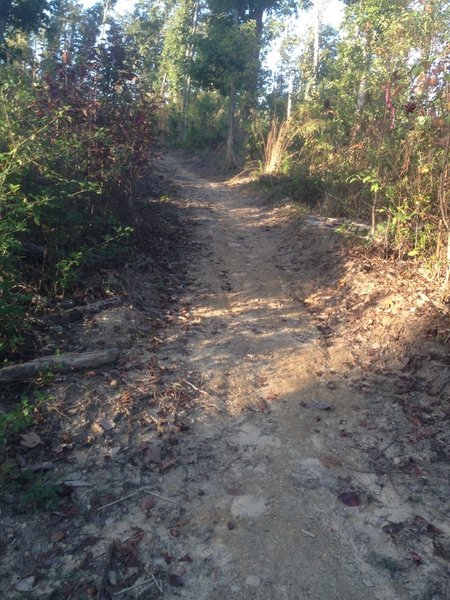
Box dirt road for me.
[155,156,388,598]
[2,153,448,599]
[147,154,448,599]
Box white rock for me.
[231,495,267,518]
[245,575,260,587]
[16,576,36,592]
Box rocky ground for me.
[0,152,449,599]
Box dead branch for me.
[53,297,125,323]
[0,348,120,381]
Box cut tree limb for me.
[0,349,120,381]
[53,296,125,323]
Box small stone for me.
[231,584,241,592]
[97,417,115,431]
[16,576,36,592]
[245,575,260,587]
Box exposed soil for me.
[1,152,449,600]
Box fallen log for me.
[0,348,120,381]
[55,296,125,323]
[20,242,46,258]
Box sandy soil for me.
[1,152,449,600]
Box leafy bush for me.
[257,170,323,206]
[0,55,155,357]
[0,397,35,444]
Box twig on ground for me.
[97,540,114,600]
[380,439,397,454]
[182,379,210,395]
[182,379,219,408]
[147,572,163,595]
[97,487,176,510]
[113,576,159,597]
[21,462,55,472]
[221,456,241,475]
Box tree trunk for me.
[226,80,238,167]
[226,5,239,167]
[180,0,199,142]
[287,75,293,119]
[313,2,320,88]
[246,4,264,112]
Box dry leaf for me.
[85,586,97,596]
[256,399,270,413]
[143,444,162,465]
[20,432,43,448]
[433,540,450,561]
[51,530,66,543]
[140,495,157,511]
[160,459,177,471]
[226,487,243,496]
[338,491,361,507]
[168,574,184,587]
[97,417,115,431]
[179,554,192,563]
[266,393,279,403]
[320,454,343,468]
[382,522,404,537]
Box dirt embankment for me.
[0,152,449,599]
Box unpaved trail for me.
[2,153,449,599]
[155,157,381,599]
[147,154,441,599]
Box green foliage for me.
[124,0,174,94]
[160,0,197,101]
[0,397,35,444]
[0,458,61,511]
[267,0,450,273]
[0,1,158,358]
[21,474,61,510]
[193,14,259,95]
[0,392,50,444]
[170,90,228,148]
[257,169,323,205]
[0,0,48,60]
[0,392,61,512]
